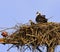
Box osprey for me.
[29,20,35,25]
[35,12,48,23]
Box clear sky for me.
[0,0,60,52]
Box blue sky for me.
[0,0,60,52]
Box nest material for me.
[5,22,60,52]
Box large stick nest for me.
[4,22,60,52]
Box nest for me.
[4,22,60,52]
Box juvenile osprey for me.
[29,20,35,25]
[35,12,48,23]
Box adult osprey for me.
[35,12,48,23]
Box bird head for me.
[36,11,41,16]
